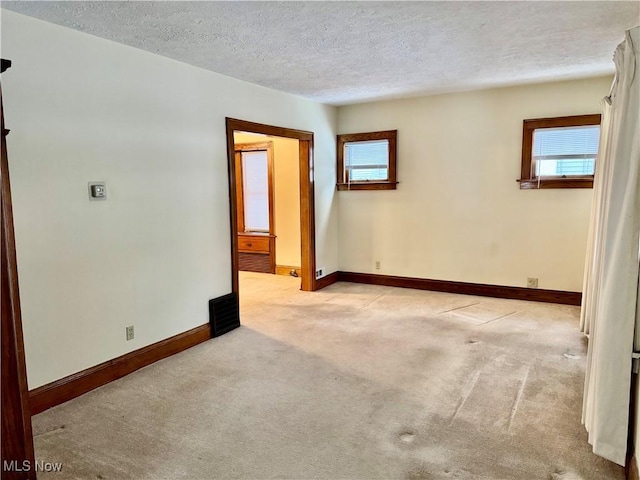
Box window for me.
[234,142,274,234]
[519,114,601,189]
[337,130,397,190]
[242,150,270,232]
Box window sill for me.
[518,177,594,190]
[240,231,276,237]
[336,182,398,191]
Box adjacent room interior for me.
[1,2,639,480]
[233,132,302,280]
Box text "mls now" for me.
[3,460,63,472]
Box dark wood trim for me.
[520,114,600,190]
[337,130,397,191]
[627,361,639,480]
[234,151,245,232]
[226,118,316,292]
[315,271,339,290]
[337,272,581,306]
[336,130,397,143]
[337,181,399,191]
[234,142,274,153]
[267,144,276,237]
[226,122,241,294]
[269,236,276,274]
[628,455,639,480]
[518,178,594,189]
[227,118,313,142]
[298,139,316,291]
[522,114,602,130]
[29,324,212,415]
[1,58,37,479]
[624,446,640,480]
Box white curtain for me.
[581,26,640,466]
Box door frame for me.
[1,58,37,479]
[225,118,316,292]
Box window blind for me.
[533,125,600,176]
[344,140,389,181]
[242,151,269,232]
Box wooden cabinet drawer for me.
[238,235,270,253]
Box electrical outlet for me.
[527,277,539,288]
[375,260,381,270]
[126,325,134,341]
[316,267,324,279]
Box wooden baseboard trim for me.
[29,323,212,415]
[275,265,302,277]
[315,271,339,291]
[629,454,639,480]
[337,272,581,306]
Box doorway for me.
[225,118,316,293]
[234,140,277,275]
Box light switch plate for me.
[88,182,107,201]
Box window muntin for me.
[519,114,601,189]
[337,130,397,191]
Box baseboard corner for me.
[314,271,339,290]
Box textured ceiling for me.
[3,1,639,105]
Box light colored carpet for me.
[32,272,624,479]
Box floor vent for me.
[209,292,240,337]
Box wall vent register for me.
[209,292,240,337]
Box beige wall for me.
[1,11,337,388]
[234,133,301,267]
[0,8,614,392]
[337,76,612,291]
